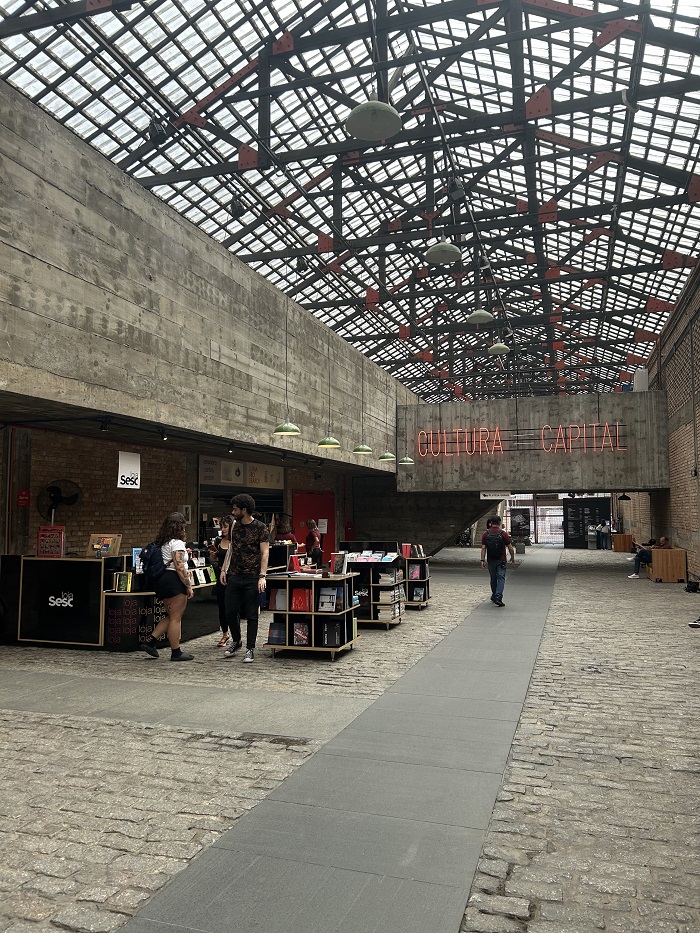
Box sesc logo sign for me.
[117,452,141,490]
[49,591,74,608]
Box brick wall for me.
[646,263,700,580]
[28,429,189,555]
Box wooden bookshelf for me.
[404,553,431,609]
[263,572,358,660]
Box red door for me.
[292,490,336,564]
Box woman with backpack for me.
[139,511,195,661]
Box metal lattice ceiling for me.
[2,0,699,401]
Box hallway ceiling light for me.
[617,493,631,501]
[352,443,373,454]
[378,450,396,461]
[488,341,510,355]
[425,238,461,265]
[398,455,414,466]
[345,93,401,141]
[274,420,301,436]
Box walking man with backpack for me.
[481,516,515,607]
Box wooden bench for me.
[644,548,687,583]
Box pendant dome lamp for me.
[318,335,341,450]
[377,386,396,462]
[352,357,373,454]
[425,237,461,265]
[397,404,414,465]
[488,340,511,355]
[467,307,494,324]
[346,92,402,142]
[273,306,301,437]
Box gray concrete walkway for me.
[117,549,560,933]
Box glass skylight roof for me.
[2,0,699,400]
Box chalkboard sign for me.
[563,498,611,549]
[104,594,168,651]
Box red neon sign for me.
[416,421,627,457]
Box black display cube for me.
[19,558,105,646]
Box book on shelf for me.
[370,552,384,561]
[335,585,345,611]
[346,552,360,562]
[267,621,286,645]
[115,571,132,592]
[194,568,207,585]
[291,587,312,612]
[293,620,310,645]
[412,586,425,602]
[378,571,398,584]
[417,545,425,557]
[206,565,217,583]
[288,554,302,572]
[331,551,348,575]
[322,621,343,647]
[360,550,372,557]
[408,563,421,580]
[401,543,412,558]
[382,552,399,562]
[317,586,337,612]
[270,588,287,611]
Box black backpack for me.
[484,530,505,561]
[139,542,169,583]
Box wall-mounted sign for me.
[117,451,141,489]
[199,456,245,486]
[416,421,627,458]
[480,492,510,500]
[17,489,30,507]
[247,462,284,489]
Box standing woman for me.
[139,512,195,661]
[209,515,233,647]
[305,519,323,568]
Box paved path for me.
[1,547,699,933]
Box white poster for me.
[247,462,284,489]
[317,519,328,534]
[117,451,141,489]
[199,456,245,485]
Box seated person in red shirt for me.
[628,536,671,578]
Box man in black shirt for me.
[220,494,270,663]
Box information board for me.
[563,498,611,549]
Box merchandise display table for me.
[0,556,215,650]
[264,571,358,660]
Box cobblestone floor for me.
[0,554,486,933]
[3,548,698,933]
[462,548,700,933]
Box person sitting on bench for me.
[628,536,671,578]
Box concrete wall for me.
[351,476,495,555]
[396,392,669,494]
[0,79,415,465]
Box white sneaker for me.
[627,573,639,579]
[243,649,254,663]
[626,557,635,561]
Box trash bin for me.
[587,525,598,549]
[515,543,526,555]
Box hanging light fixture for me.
[377,384,396,461]
[274,305,301,437]
[148,117,167,145]
[159,426,168,442]
[397,402,414,465]
[425,237,461,265]
[467,307,494,324]
[318,334,340,449]
[353,356,373,454]
[229,197,246,219]
[346,92,402,141]
[617,493,631,501]
[488,340,510,355]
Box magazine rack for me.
[338,543,405,629]
[404,550,431,609]
[263,571,358,661]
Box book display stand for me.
[340,541,405,629]
[263,572,358,661]
[404,550,431,609]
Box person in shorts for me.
[139,511,195,661]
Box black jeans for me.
[214,581,227,633]
[224,574,260,649]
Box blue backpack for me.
[139,542,169,583]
